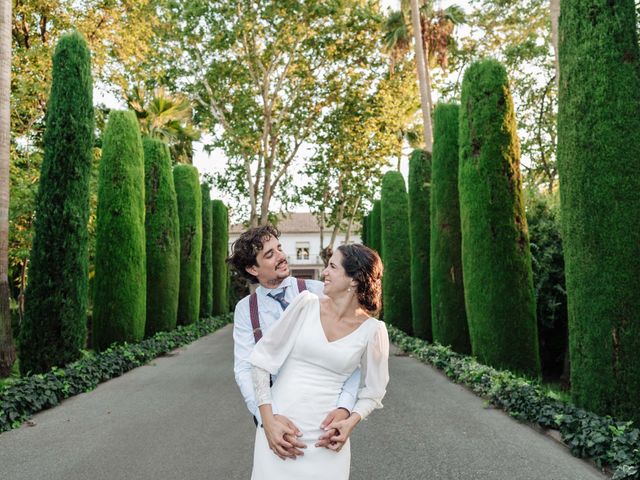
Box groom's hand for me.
[263,414,306,460]
[316,408,350,449]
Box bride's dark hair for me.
[336,244,383,315]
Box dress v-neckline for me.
[316,303,373,344]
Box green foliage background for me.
[93,110,146,351]
[143,138,180,337]
[557,0,640,423]
[211,200,229,315]
[459,59,540,377]
[381,171,412,334]
[430,103,470,354]
[19,32,94,374]
[408,149,432,341]
[200,184,213,318]
[174,165,202,325]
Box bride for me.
[249,243,389,479]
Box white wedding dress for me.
[249,291,389,480]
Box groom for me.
[229,225,360,459]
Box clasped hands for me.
[262,408,360,460]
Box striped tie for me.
[267,287,289,310]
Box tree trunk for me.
[550,0,560,89]
[0,0,17,377]
[344,196,360,244]
[410,0,433,153]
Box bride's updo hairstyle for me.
[337,244,383,315]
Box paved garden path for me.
[0,324,607,480]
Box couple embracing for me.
[229,225,390,479]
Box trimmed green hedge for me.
[93,110,146,351]
[381,171,412,334]
[0,314,232,434]
[408,149,432,341]
[459,59,540,377]
[361,214,369,247]
[200,184,213,318]
[388,325,640,480]
[20,31,94,374]
[557,0,640,424]
[174,165,203,325]
[370,200,382,257]
[143,138,180,337]
[430,103,470,354]
[211,200,229,315]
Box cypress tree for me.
[558,0,640,421]
[19,31,94,373]
[431,103,470,354]
[143,138,180,337]
[381,171,412,334]
[93,110,146,351]
[361,214,369,247]
[212,199,229,315]
[200,184,213,318]
[174,165,202,325]
[370,200,382,257]
[408,149,432,341]
[459,59,540,377]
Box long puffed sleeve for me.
[249,290,316,374]
[352,321,390,420]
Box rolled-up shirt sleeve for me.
[352,321,390,420]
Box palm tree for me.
[0,0,17,377]
[383,1,465,153]
[127,86,200,164]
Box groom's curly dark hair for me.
[337,244,383,316]
[227,225,281,283]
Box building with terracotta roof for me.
[229,212,361,280]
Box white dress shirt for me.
[233,276,361,423]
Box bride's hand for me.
[316,408,350,448]
[322,413,361,452]
[262,414,306,460]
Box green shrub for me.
[381,171,412,334]
[174,165,202,325]
[200,184,213,318]
[361,214,369,247]
[211,200,229,315]
[430,103,470,354]
[557,0,640,423]
[370,200,382,257]
[93,111,146,351]
[143,138,180,337]
[408,149,432,341]
[525,192,567,379]
[20,32,94,374]
[459,59,540,377]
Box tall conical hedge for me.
[361,214,369,247]
[199,183,213,318]
[370,200,382,257]
[381,171,412,334]
[431,103,470,354]
[558,0,640,422]
[19,32,94,374]
[93,110,146,351]
[212,199,229,315]
[408,149,432,341]
[459,59,540,377]
[143,137,180,337]
[174,165,202,325]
